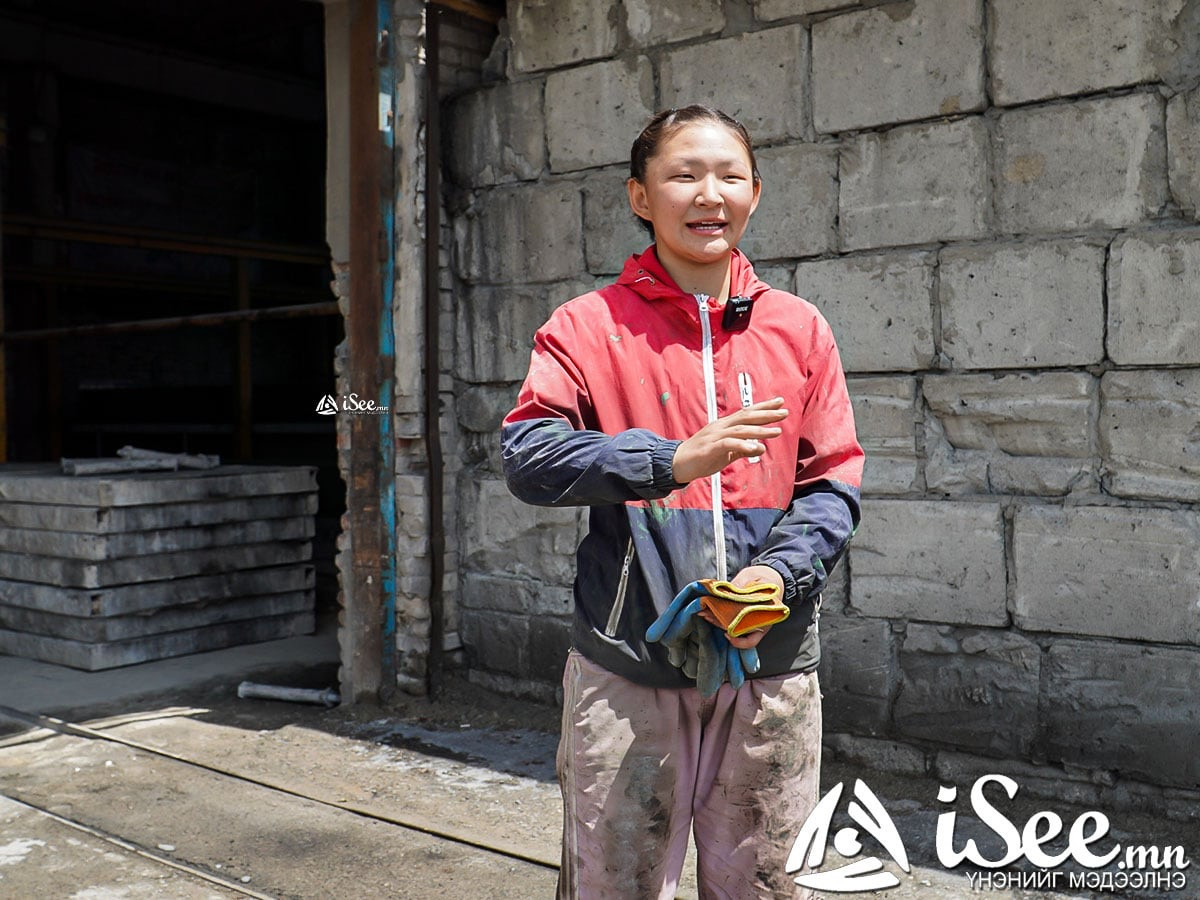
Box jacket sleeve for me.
[501,305,685,508]
[752,315,865,605]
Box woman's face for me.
[627,121,761,276]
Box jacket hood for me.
[615,246,773,304]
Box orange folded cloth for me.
[696,578,789,638]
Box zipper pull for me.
[738,372,760,464]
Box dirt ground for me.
[1,664,1196,899]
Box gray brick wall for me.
[436,0,1200,798]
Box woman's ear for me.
[749,178,763,216]
[627,177,651,222]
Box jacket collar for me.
[615,245,771,303]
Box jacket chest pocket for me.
[603,537,636,637]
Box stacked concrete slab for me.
[0,464,317,670]
[427,0,1200,807]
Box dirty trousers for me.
[556,649,821,900]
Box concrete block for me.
[754,0,861,18]
[0,591,312,643]
[940,240,1105,369]
[457,384,519,434]
[895,624,1040,756]
[545,58,655,173]
[817,613,893,735]
[822,733,928,779]
[1101,369,1200,502]
[528,615,573,682]
[850,499,1007,626]
[1167,88,1200,219]
[924,372,1096,496]
[0,492,316,534]
[821,559,849,610]
[995,93,1169,235]
[1043,640,1200,788]
[0,564,314,617]
[0,540,312,590]
[446,80,545,188]
[455,183,585,284]
[989,0,1191,106]
[461,609,530,677]
[454,278,597,383]
[461,479,582,586]
[460,572,573,617]
[0,611,314,671]
[658,25,809,144]
[1107,229,1200,365]
[581,167,651,275]
[624,0,724,47]
[794,251,935,372]
[812,0,985,133]
[0,516,313,561]
[0,464,317,507]
[740,142,838,260]
[846,376,919,494]
[508,0,618,73]
[754,264,794,292]
[840,117,988,251]
[1013,505,1200,645]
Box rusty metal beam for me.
[342,0,394,703]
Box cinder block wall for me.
[443,0,1200,806]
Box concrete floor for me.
[1,623,1194,899]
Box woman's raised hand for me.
[671,397,788,485]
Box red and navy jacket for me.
[501,247,864,688]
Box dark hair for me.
[629,105,761,238]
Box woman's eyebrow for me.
[667,156,749,169]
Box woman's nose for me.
[695,175,722,205]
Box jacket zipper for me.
[604,537,636,637]
[695,294,728,581]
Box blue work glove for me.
[726,643,761,690]
[646,581,706,646]
[647,581,763,696]
[693,618,728,697]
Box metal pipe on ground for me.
[236,681,340,708]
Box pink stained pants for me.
[556,650,821,900]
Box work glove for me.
[695,578,790,638]
[646,581,765,696]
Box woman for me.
[501,105,864,899]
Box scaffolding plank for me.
[0,492,318,533]
[0,463,317,506]
[0,611,316,671]
[0,516,314,560]
[0,541,313,589]
[0,564,315,617]
[0,590,313,642]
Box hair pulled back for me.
[628,105,760,237]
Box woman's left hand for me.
[697,564,785,649]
